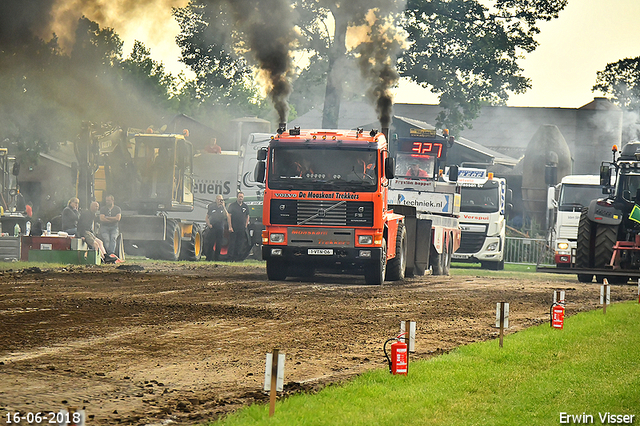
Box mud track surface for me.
[0,262,635,425]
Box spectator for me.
[61,197,80,234]
[204,137,222,154]
[99,194,121,255]
[25,202,33,218]
[77,201,107,261]
[203,194,228,261]
[227,191,250,261]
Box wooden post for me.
[601,279,610,315]
[269,349,279,417]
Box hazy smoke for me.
[0,0,57,47]
[353,6,408,129]
[220,0,296,124]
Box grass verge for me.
[212,302,640,426]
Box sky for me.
[118,0,640,110]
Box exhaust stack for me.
[382,127,389,141]
[277,122,286,135]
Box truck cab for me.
[553,175,602,267]
[451,168,511,270]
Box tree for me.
[401,0,567,133]
[173,2,271,124]
[593,57,640,141]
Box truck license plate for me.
[308,249,333,255]
[453,254,470,260]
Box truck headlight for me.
[557,242,569,250]
[487,242,499,252]
[270,233,285,243]
[358,235,373,245]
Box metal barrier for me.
[505,237,554,265]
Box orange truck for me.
[254,126,460,284]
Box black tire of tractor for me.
[577,274,593,283]
[386,223,407,281]
[180,223,203,261]
[593,224,618,269]
[575,208,593,269]
[266,259,288,281]
[365,239,387,285]
[157,219,182,261]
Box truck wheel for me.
[266,260,287,281]
[180,223,202,261]
[442,236,452,275]
[483,259,504,271]
[365,239,387,285]
[386,223,406,281]
[157,220,182,261]
[593,224,617,268]
[576,208,594,268]
[430,244,444,276]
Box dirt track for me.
[0,262,636,425]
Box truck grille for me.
[270,200,374,227]
[458,231,486,254]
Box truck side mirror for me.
[385,156,395,179]
[254,162,266,183]
[600,165,611,187]
[257,148,268,161]
[506,188,513,204]
[12,162,20,176]
[448,165,458,182]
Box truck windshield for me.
[460,186,499,213]
[268,147,377,191]
[395,153,436,179]
[558,184,603,211]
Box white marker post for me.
[496,302,509,348]
[600,279,611,315]
[264,349,285,417]
[553,290,566,305]
[400,320,416,353]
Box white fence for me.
[504,237,554,265]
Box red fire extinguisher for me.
[384,332,408,375]
[550,302,565,329]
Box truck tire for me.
[577,274,593,283]
[482,259,504,271]
[386,223,406,281]
[180,223,202,261]
[365,239,387,285]
[156,219,182,261]
[266,260,288,281]
[430,243,444,276]
[442,236,452,275]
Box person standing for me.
[203,194,228,261]
[99,194,121,255]
[77,201,107,260]
[61,197,80,234]
[227,191,250,261]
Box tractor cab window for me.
[395,153,436,179]
[620,174,640,202]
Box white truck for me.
[451,168,511,270]
[553,174,602,268]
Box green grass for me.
[212,302,640,426]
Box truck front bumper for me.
[262,245,383,270]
